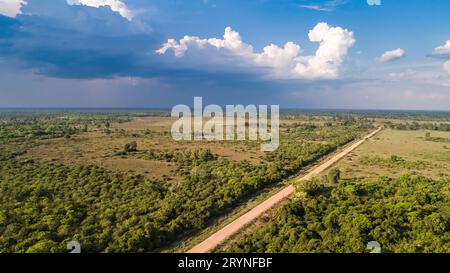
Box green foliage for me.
[0,112,373,252]
[298,178,325,197]
[0,159,167,253]
[229,174,450,253]
[327,168,341,184]
[0,112,131,144]
[386,121,450,132]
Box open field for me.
[11,116,273,183]
[13,115,371,180]
[335,129,450,180]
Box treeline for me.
[385,121,450,132]
[228,174,450,253]
[0,121,371,252]
[282,110,450,122]
[0,114,131,143]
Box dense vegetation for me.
[283,110,450,123]
[0,112,131,144]
[385,121,450,132]
[0,112,372,252]
[228,173,450,253]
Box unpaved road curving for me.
[187,127,383,253]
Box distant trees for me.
[386,121,450,132]
[0,113,131,143]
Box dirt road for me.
[187,127,382,253]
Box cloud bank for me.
[379,48,405,63]
[0,0,158,79]
[157,22,355,80]
[0,0,133,20]
[67,0,133,20]
[2,2,357,81]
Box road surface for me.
[187,127,382,253]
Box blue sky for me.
[0,0,450,109]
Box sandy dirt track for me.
[187,127,382,253]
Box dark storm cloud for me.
[0,0,164,79]
[0,0,273,83]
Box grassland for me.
[335,129,450,180]
[17,116,264,181]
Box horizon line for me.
[1,107,450,112]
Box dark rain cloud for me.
[0,0,275,84]
[0,0,165,79]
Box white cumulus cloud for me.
[433,41,450,56]
[67,0,134,20]
[0,0,25,17]
[379,48,405,63]
[157,22,355,80]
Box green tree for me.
[301,178,324,197]
[327,168,341,184]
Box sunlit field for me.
[336,129,450,180]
